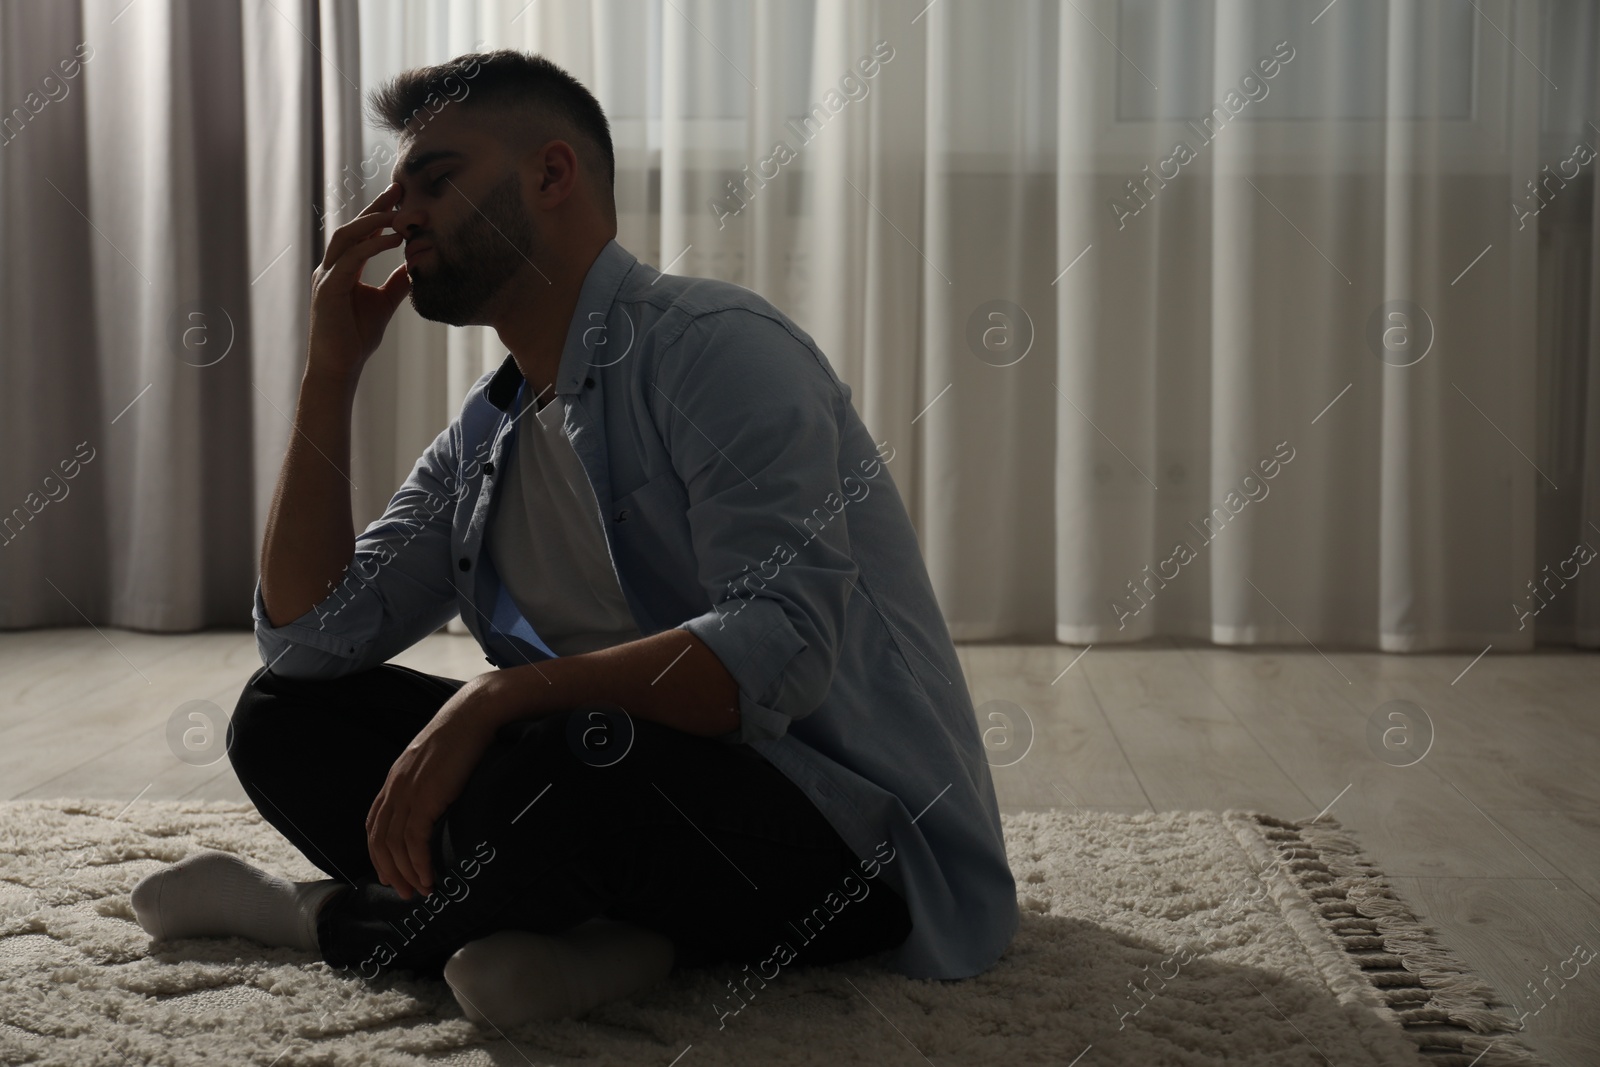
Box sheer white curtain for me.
[2,0,1595,654]
[350,0,1600,651]
[1053,0,1598,650]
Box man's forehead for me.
[388,106,508,182]
[387,105,543,185]
[388,143,468,184]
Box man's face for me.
[390,125,540,327]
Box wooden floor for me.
[1,629,1594,1064]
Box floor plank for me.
[1077,644,1312,813]
[1389,876,1600,1067]
[0,628,212,735]
[1179,645,1573,878]
[1,634,263,800]
[958,644,1151,812]
[1485,810,1600,903]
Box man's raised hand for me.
[306,182,411,382]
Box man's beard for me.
[406,172,538,326]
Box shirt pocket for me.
[606,468,704,627]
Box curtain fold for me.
[0,0,366,631]
[1047,0,1596,651]
[2,0,1595,652]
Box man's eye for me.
[428,173,452,194]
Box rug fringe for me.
[1225,812,1548,1067]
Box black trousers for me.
[226,663,912,980]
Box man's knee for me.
[226,665,315,778]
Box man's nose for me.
[390,189,426,234]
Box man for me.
[130,49,1016,1027]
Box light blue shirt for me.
[252,238,1018,980]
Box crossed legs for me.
[132,662,912,1024]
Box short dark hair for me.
[366,49,615,220]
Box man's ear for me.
[531,140,580,207]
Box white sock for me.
[443,921,675,1025]
[129,849,344,952]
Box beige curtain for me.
[0,0,353,629]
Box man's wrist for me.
[467,666,552,735]
[301,365,359,400]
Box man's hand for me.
[365,673,509,900]
[307,181,412,381]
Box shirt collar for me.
[485,237,640,411]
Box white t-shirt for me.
[484,384,643,657]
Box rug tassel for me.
[1225,812,1549,1067]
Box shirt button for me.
[584,377,595,388]
[483,461,494,475]
[458,557,471,571]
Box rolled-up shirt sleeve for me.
[654,309,858,744]
[253,422,465,680]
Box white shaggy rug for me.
[0,800,1545,1067]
